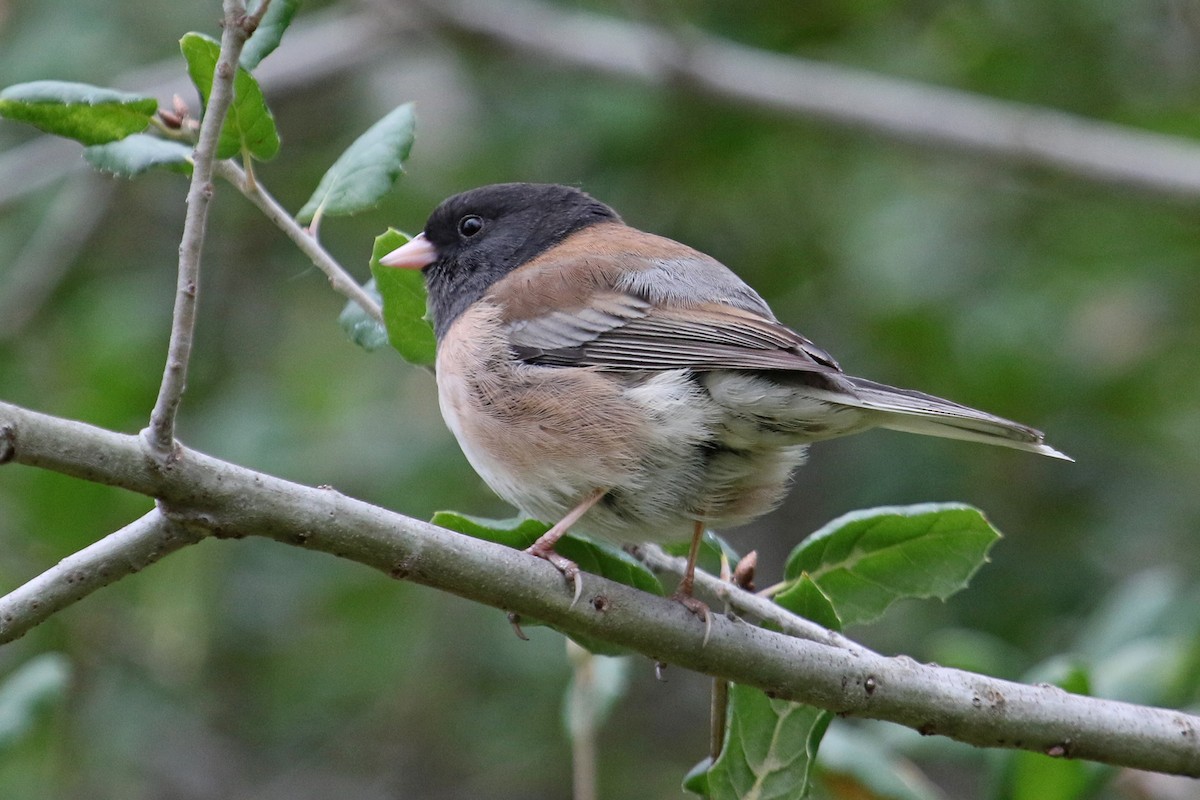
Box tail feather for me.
[831,376,1072,461]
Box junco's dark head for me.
[381,183,620,337]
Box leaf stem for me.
[214,159,383,322]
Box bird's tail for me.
[836,376,1072,461]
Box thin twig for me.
[2,399,1199,777]
[405,0,1200,202]
[214,159,383,322]
[638,543,871,657]
[143,0,254,460]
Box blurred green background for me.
[2,1,1199,798]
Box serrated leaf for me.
[690,684,832,800]
[0,653,71,751]
[83,134,193,177]
[0,81,156,145]
[368,228,436,365]
[774,575,842,631]
[433,510,665,655]
[781,504,1000,627]
[180,32,280,161]
[241,0,300,70]
[297,103,416,224]
[338,278,388,351]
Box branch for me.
[0,509,203,640]
[143,0,253,459]
[403,0,1200,201]
[214,159,383,322]
[638,543,870,656]
[1,400,1198,776]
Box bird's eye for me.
[458,215,484,237]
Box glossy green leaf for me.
[0,81,156,145]
[368,228,436,365]
[433,511,664,655]
[688,684,832,799]
[240,0,300,70]
[84,134,193,177]
[431,511,663,597]
[297,103,416,224]
[781,504,1000,627]
[180,32,280,161]
[774,575,842,631]
[0,654,71,751]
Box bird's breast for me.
[434,303,810,542]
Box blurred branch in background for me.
[1,398,1199,778]
[0,174,114,343]
[395,0,1200,202]
[9,1,1200,209]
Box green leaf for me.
[368,228,437,365]
[433,510,665,655]
[0,81,156,145]
[180,32,280,161]
[816,722,945,800]
[774,575,842,631]
[83,134,193,177]
[431,511,663,597]
[241,0,300,70]
[297,103,416,224]
[338,278,388,351]
[0,654,71,751]
[689,684,832,799]
[781,504,1000,627]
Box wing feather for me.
[508,293,839,373]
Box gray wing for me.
[506,286,841,373]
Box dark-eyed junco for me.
[381,183,1068,609]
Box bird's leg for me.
[526,487,606,605]
[672,520,711,626]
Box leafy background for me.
[1,1,1199,798]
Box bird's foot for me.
[671,583,713,646]
[525,538,584,607]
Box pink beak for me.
[379,232,438,270]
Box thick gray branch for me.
[1,399,1198,776]
[407,0,1200,201]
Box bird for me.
[379,182,1068,613]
